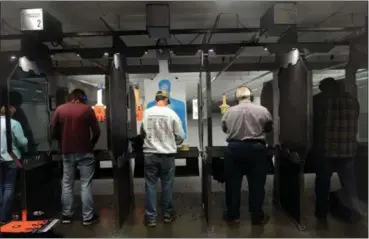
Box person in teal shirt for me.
[0,104,28,224]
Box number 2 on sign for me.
[37,19,41,28]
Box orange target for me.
[93,105,106,122]
[136,105,143,121]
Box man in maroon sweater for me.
[52,89,101,226]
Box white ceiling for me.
[1,1,367,103]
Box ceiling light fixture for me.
[209,49,214,52]
[264,47,268,51]
[104,52,109,56]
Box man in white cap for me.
[221,86,273,226]
[140,90,185,227]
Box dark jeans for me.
[0,161,18,222]
[144,153,175,222]
[315,157,358,216]
[224,141,268,221]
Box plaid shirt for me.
[314,92,360,158]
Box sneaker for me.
[82,214,100,226]
[146,220,157,227]
[163,215,175,224]
[252,214,270,226]
[223,212,240,224]
[61,215,73,224]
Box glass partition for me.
[9,75,50,155]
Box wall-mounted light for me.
[264,47,268,51]
[104,52,109,56]
[10,55,17,61]
[209,49,214,52]
[144,51,148,55]
[76,53,80,57]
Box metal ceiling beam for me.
[3,41,351,57]
[0,26,363,40]
[55,61,346,75]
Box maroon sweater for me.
[52,102,101,154]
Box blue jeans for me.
[225,141,268,221]
[144,153,175,222]
[0,161,18,222]
[61,153,95,221]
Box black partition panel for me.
[108,54,134,229]
[199,52,212,223]
[277,59,309,229]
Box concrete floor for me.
[53,174,368,238]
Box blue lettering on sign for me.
[147,79,187,139]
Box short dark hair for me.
[69,89,87,103]
[319,77,337,92]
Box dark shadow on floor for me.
[52,181,367,238]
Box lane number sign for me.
[20,8,44,31]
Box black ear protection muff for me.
[235,86,254,102]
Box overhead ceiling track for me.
[4,41,352,57]
[54,61,347,75]
[0,26,364,40]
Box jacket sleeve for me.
[172,113,185,145]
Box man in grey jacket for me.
[140,90,185,227]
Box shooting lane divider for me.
[219,94,230,114]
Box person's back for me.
[142,105,184,154]
[323,91,359,158]
[0,117,28,162]
[141,90,184,227]
[54,103,99,154]
[222,103,271,142]
[52,89,100,226]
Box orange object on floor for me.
[0,209,48,234]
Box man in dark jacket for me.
[313,78,361,222]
